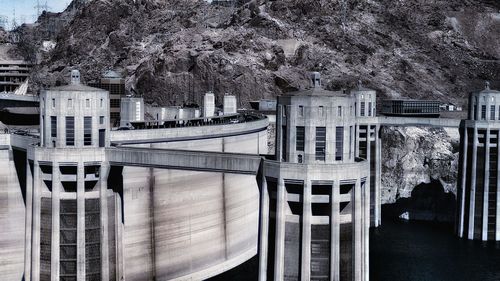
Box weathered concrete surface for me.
[120,127,265,280]
[0,149,25,280]
[108,147,262,175]
[110,118,269,145]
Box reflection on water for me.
[370,220,500,281]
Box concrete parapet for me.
[110,116,269,145]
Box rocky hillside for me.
[381,126,460,204]
[13,0,500,106]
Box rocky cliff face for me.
[381,126,460,207]
[11,0,500,105]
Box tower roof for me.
[49,69,107,92]
[478,81,500,95]
[285,87,346,97]
[353,80,374,92]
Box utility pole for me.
[11,8,17,30]
[34,0,50,18]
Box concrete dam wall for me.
[0,148,25,280]
[119,129,267,280]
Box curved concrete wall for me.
[120,125,266,280]
[0,149,25,280]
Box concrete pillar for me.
[366,125,372,229]
[31,162,41,281]
[496,130,500,240]
[51,163,60,281]
[100,163,110,281]
[482,129,490,241]
[274,178,285,281]
[376,125,382,227]
[258,175,269,281]
[469,127,478,239]
[25,160,33,281]
[115,184,124,281]
[353,179,362,281]
[77,163,85,281]
[355,124,360,158]
[363,180,370,281]
[301,180,311,281]
[330,181,339,281]
[459,127,468,237]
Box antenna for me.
[34,0,51,18]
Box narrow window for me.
[66,117,75,146]
[338,106,342,117]
[99,129,105,147]
[84,117,92,146]
[51,116,57,138]
[52,98,55,108]
[86,99,91,108]
[336,126,344,161]
[482,105,486,120]
[349,126,352,159]
[41,115,45,145]
[99,116,104,125]
[281,126,287,161]
[282,106,286,117]
[296,126,305,151]
[68,99,73,108]
[299,106,304,117]
[360,102,365,117]
[100,99,104,108]
[315,127,326,161]
[368,102,372,116]
[319,106,324,116]
[491,105,496,120]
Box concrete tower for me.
[458,82,500,241]
[120,96,144,128]
[26,70,116,280]
[223,94,237,115]
[259,73,370,281]
[204,91,215,117]
[351,81,381,227]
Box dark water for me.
[212,219,500,281]
[370,220,500,281]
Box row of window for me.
[282,103,374,118]
[46,98,106,109]
[47,116,105,146]
[359,101,374,117]
[286,126,350,162]
[475,105,500,121]
[286,105,350,118]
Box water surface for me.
[370,220,500,281]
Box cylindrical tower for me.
[458,82,500,241]
[259,72,370,281]
[25,70,117,281]
[351,81,381,227]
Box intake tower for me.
[458,82,500,241]
[259,72,370,281]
